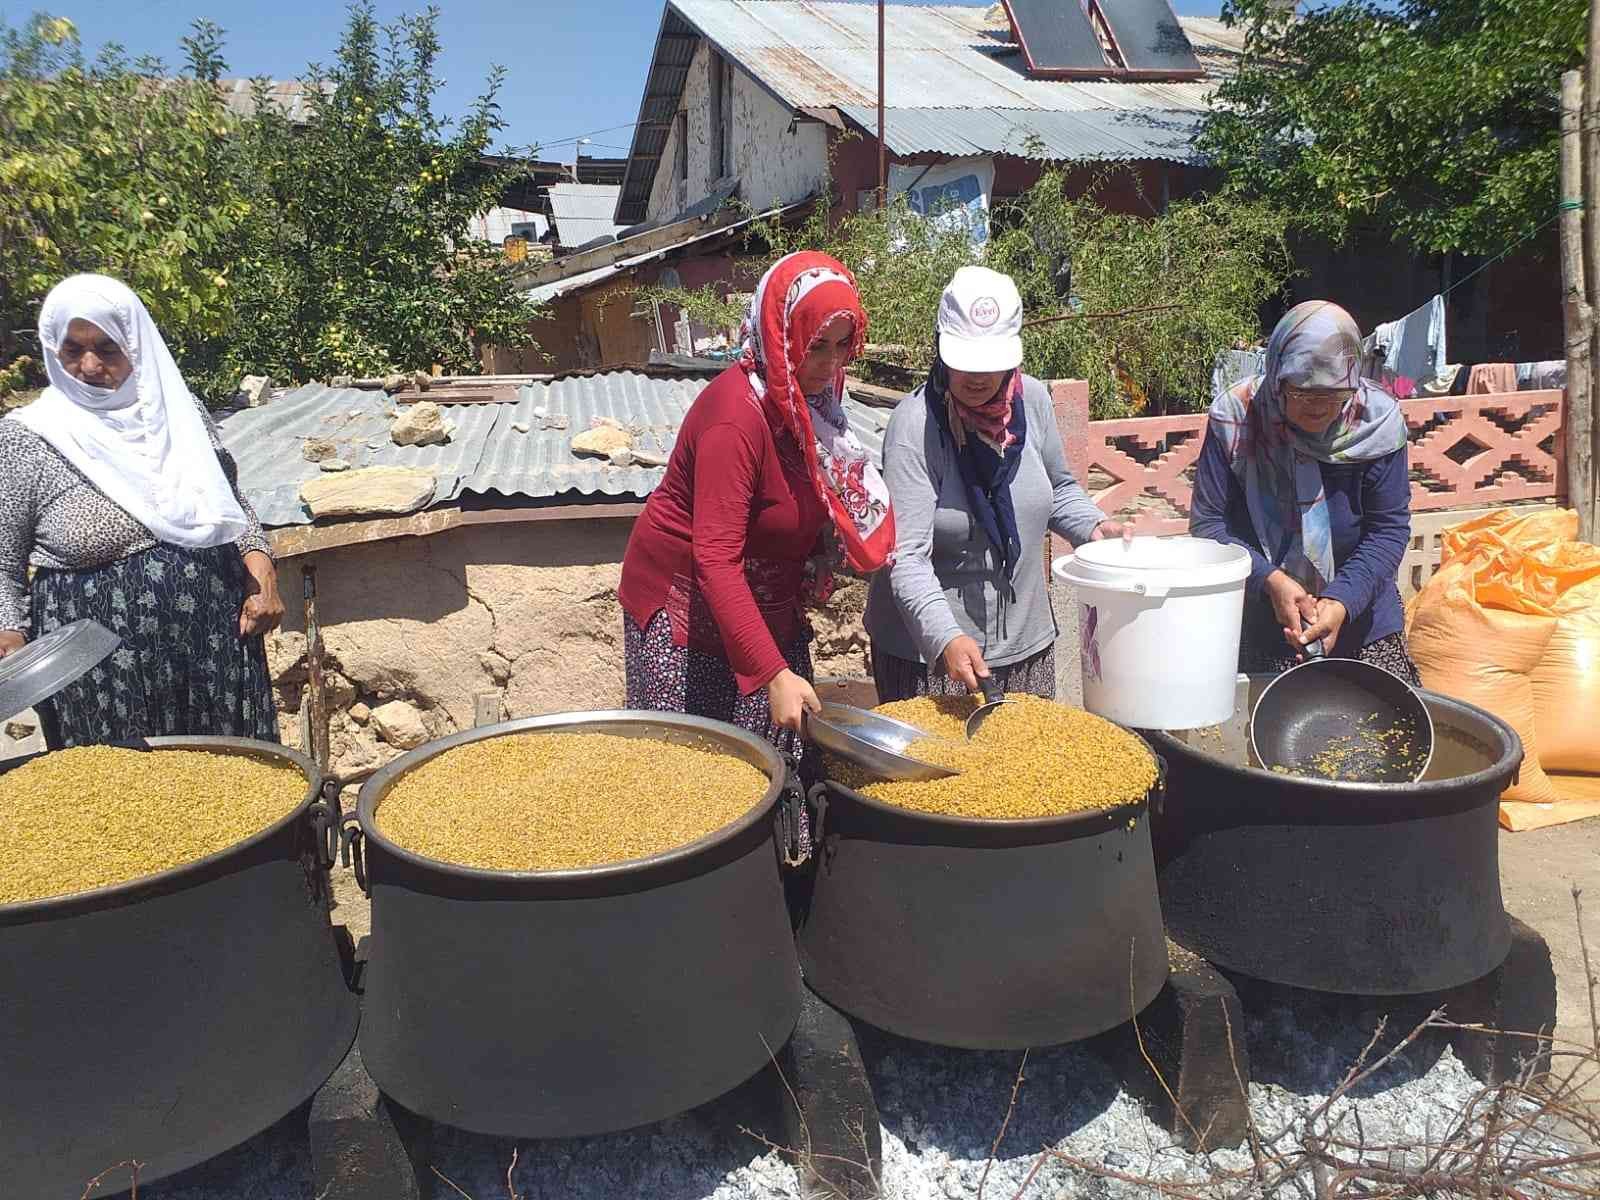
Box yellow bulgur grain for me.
[377,731,769,871]
[0,746,306,905]
[829,694,1156,820]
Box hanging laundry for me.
[1466,363,1518,394]
[1361,294,1447,391]
[1420,365,1463,395]
[1516,361,1567,391]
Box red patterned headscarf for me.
[737,251,895,573]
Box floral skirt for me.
[624,608,817,859]
[1239,628,1422,687]
[871,644,1057,704]
[30,543,279,749]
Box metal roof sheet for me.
[218,374,892,528]
[547,183,625,246]
[836,104,1208,161]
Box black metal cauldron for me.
[1146,685,1521,995]
[347,711,802,1138]
[798,777,1169,1049]
[0,737,357,1198]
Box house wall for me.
[645,39,829,225]
[264,518,871,779]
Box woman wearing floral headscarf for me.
[0,274,283,747]
[618,251,893,801]
[1190,300,1418,681]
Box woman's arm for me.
[882,405,965,666]
[690,420,791,694]
[1310,446,1411,649]
[0,428,38,654]
[1190,422,1311,643]
[1031,388,1109,545]
[195,401,283,636]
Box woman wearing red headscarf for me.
[619,252,893,813]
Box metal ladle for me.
[964,676,1011,739]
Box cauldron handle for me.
[339,813,369,896]
[305,777,341,871]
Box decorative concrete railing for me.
[1049,382,1568,536]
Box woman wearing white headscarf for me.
[0,274,283,747]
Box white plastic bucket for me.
[1052,536,1252,730]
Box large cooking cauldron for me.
[0,737,357,1198]
[798,778,1169,1049]
[349,711,802,1138]
[1147,684,1521,995]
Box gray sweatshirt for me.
[864,375,1106,667]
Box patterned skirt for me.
[624,608,817,858]
[1239,628,1422,687]
[872,644,1058,704]
[30,543,279,749]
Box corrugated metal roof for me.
[617,0,1230,220]
[547,184,625,246]
[216,79,332,124]
[219,374,892,528]
[836,104,1207,161]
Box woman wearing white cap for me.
[0,274,283,747]
[865,266,1125,701]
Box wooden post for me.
[1561,70,1595,541]
[876,0,887,210]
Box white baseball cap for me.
[937,266,1024,373]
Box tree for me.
[224,4,538,383]
[640,169,1293,417]
[1199,0,1583,257]
[0,15,247,389]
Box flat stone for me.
[308,1042,423,1200]
[329,375,355,388]
[237,374,274,407]
[303,437,339,463]
[4,718,37,740]
[413,369,432,392]
[300,466,436,519]
[348,702,371,725]
[370,700,428,749]
[320,458,352,472]
[777,986,882,1199]
[1441,914,1558,1084]
[570,425,632,458]
[382,372,410,393]
[390,402,451,448]
[1112,946,1250,1152]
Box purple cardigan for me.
[1189,423,1411,652]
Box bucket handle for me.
[339,813,370,896]
[1083,578,1170,599]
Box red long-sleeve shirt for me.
[619,366,828,694]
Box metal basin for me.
[1146,682,1521,995]
[352,711,802,1138]
[0,737,357,1197]
[799,774,1169,1049]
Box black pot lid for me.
[0,620,120,724]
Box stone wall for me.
[265,517,871,777]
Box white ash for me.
[132,997,1567,1200]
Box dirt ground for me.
[1497,815,1600,1066]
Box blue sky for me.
[21,0,1222,155]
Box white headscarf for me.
[14,274,248,549]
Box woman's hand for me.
[1298,597,1348,654]
[1263,570,1311,648]
[940,634,991,694]
[1090,521,1135,543]
[239,551,285,638]
[0,630,25,660]
[767,668,821,734]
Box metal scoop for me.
[806,702,958,782]
[964,676,1011,739]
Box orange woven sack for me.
[1528,544,1600,773]
[1406,521,1560,804]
